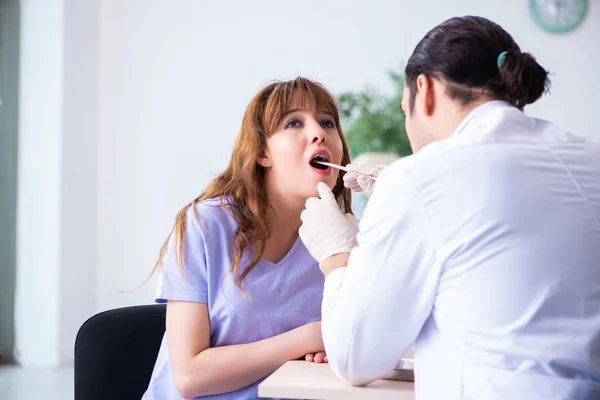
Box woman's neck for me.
[262,184,305,264]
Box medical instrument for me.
[314,161,377,181]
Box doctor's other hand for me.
[343,164,386,196]
[299,182,359,270]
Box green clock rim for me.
[529,0,588,33]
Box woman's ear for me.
[416,74,435,117]
[257,148,273,168]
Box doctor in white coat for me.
[299,15,600,400]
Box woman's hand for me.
[295,320,325,355]
[298,322,328,363]
[305,352,328,363]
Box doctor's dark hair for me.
[141,77,352,297]
[404,16,551,112]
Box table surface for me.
[258,361,415,400]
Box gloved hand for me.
[343,164,387,196]
[299,182,359,269]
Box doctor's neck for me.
[434,89,497,141]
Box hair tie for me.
[497,51,508,68]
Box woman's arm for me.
[167,300,324,399]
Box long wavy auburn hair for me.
[146,77,352,294]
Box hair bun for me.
[499,51,550,110]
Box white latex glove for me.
[342,164,387,196]
[299,182,359,269]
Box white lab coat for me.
[322,101,600,399]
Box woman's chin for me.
[297,173,337,199]
[306,180,335,196]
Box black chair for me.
[74,304,166,400]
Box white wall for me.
[16,0,98,367]
[16,0,65,368]
[59,0,99,364]
[96,0,600,312]
[15,0,600,366]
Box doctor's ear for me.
[416,74,435,117]
[257,149,273,168]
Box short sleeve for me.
[155,207,209,304]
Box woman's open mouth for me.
[310,154,330,170]
[309,153,332,176]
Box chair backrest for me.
[74,304,166,400]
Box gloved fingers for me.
[343,172,364,192]
[357,175,375,195]
[346,184,364,193]
[343,171,358,183]
[344,180,362,190]
[344,182,363,192]
[300,205,311,223]
[316,182,336,201]
[300,208,310,223]
[356,174,371,186]
[304,197,320,210]
[345,163,376,176]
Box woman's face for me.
[260,99,344,201]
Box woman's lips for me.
[308,149,333,176]
[310,163,332,176]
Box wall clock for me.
[529,0,587,33]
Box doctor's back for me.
[358,16,600,400]
[398,99,600,399]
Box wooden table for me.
[258,361,414,400]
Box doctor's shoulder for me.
[385,137,462,177]
[520,114,598,145]
[373,136,488,203]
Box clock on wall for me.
[529,0,588,33]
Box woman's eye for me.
[284,119,302,129]
[320,119,335,129]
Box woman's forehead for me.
[286,94,335,115]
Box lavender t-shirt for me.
[142,198,324,400]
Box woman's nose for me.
[311,127,326,143]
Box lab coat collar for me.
[451,100,513,137]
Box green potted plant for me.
[337,67,412,217]
[337,67,412,159]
